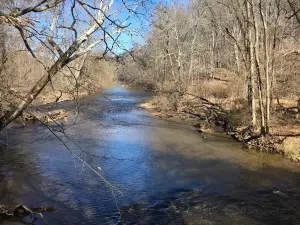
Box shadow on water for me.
[0,83,300,225]
[119,156,300,225]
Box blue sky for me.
[24,0,175,56]
[106,0,158,54]
[110,0,187,54]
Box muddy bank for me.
[140,96,300,162]
[0,95,72,126]
[0,81,117,126]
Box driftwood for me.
[161,90,226,113]
[17,109,68,125]
[0,204,55,223]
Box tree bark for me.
[260,2,270,134]
[252,0,265,134]
[297,97,300,119]
[0,39,83,130]
[247,1,257,127]
[188,24,198,85]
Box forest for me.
[1,0,299,155]
[119,0,300,160]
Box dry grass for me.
[283,137,300,162]
[152,95,179,111]
[270,125,300,135]
[0,51,116,107]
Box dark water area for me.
[0,84,300,225]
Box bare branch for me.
[48,4,63,56]
[10,0,64,17]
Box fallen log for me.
[0,204,55,223]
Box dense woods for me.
[119,0,300,137]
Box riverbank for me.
[0,81,116,125]
[0,90,88,126]
[0,51,117,126]
[139,93,300,162]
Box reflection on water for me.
[0,84,300,225]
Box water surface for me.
[0,84,300,224]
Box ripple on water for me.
[0,84,300,225]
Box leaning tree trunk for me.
[0,58,65,130]
[0,41,81,131]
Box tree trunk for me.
[0,56,68,130]
[234,42,240,75]
[76,53,89,79]
[252,0,265,134]
[210,31,215,79]
[0,37,83,130]
[165,31,176,80]
[247,1,257,128]
[188,25,198,85]
[297,97,300,119]
[261,2,270,134]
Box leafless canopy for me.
[0,0,148,130]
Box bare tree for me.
[118,0,300,136]
[287,0,300,23]
[0,0,145,130]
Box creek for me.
[0,84,300,224]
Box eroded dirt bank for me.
[139,93,300,162]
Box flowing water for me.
[0,84,300,225]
